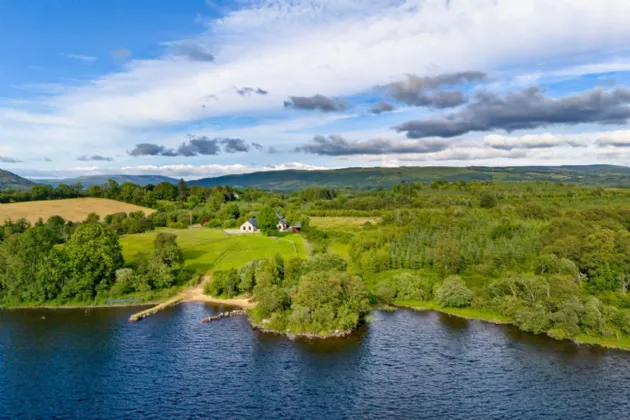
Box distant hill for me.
[0,169,36,191]
[34,175,179,188]
[188,165,630,191]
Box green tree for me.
[432,239,462,273]
[151,233,184,268]
[177,179,189,201]
[63,223,124,300]
[480,193,497,209]
[514,303,551,334]
[257,206,278,235]
[222,202,241,220]
[289,271,370,333]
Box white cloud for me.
[3,0,630,169]
[25,162,329,180]
[595,130,630,147]
[484,134,585,150]
[62,54,97,63]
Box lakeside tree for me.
[63,222,124,301]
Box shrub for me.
[480,193,497,209]
[393,273,434,301]
[436,275,473,308]
[514,303,550,334]
[550,297,584,337]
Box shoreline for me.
[398,302,630,352]
[181,288,256,309]
[7,295,628,350]
[128,284,255,322]
[249,321,354,340]
[1,302,158,310]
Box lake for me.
[1,303,629,419]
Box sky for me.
[2,0,630,180]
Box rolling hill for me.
[0,169,36,191]
[34,175,179,188]
[188,165,630,190]
[8,165,630,193]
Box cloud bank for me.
[395,86,630,138]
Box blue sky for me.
[2,0,630,179]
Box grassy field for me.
[0,198,154,223]
[310,216,380,231]
[120,228,307,274]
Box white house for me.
[277,217,289,232]
[240,218,258,232]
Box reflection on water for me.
[1,304,629,419]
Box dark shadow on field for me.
[183,250,207,260]
[186,262,213,273]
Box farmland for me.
[120,228,307,274]
[0,198,154,224]
[309,216,380,231]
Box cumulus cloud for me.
[77,154,114,162]
[236,87,268,96]
[484,134,585,150]
[370,101,395,114]
[296,134,450,156]
[5,0,630,169]
[595,130,630,147]
[129,143,167,156]
[0,156,21,163]
[221,138,250,153]
[380,71,486,108]
[284,95,347,112]
[177,136,221,156]
[395,86,630,138]
[129,136,254,157]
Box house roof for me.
[246,218,258,227]
[278,218,287,225]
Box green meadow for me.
[120,228,307,274]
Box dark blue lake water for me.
[1,303,629,419]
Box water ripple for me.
[1,304,629,419]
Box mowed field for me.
[309,216,381,232]
[120,228,307,274]
[0,198,154,224]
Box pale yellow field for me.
[0,198,155,223]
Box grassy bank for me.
[398,300,630,351]
[0,287,181,309]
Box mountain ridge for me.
[0,169,36,191]
[33,175,180,188]
[188,165,630,190]
[5,164,630,192]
